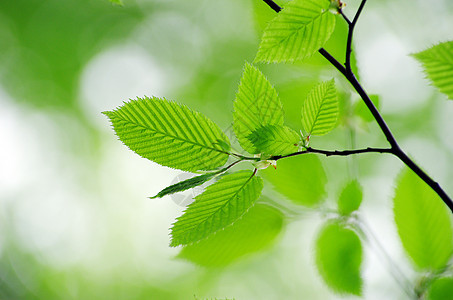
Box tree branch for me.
[261,0,453,213]
[345,71,399,149]
[270,147,393,161]
[395,149,453,213]
[262,0,281,13]
[345,0,368,71]
[318,48,348,77]
[339,10,352,26]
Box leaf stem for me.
[230,152,260,161]
[221,159,246,172]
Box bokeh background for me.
[1,0,452,299]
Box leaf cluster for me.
[104,0,453,296]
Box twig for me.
[339,10,352,25]
[262,0,453,213]
[270,147,392,161]
[263,0,281,13]
[345,0,368,71]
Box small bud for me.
[329,0,345,14]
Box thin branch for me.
[230,152,260,161]
[307,146,393,157]
[220,159,245,172]
[345,0,368,71]
[339,10,352,25]
[320,26,453,213]
[395,149,453,213]
[318,48,348,77]
[270,147,392,161]
[339,1,453,213]
[261,0,453,213]
[347,72,399,149]
[262,0,281,13]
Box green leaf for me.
[150,173,215,199]
[393,168,453,270]
[104,97,230,172]
[413,41,453,100]
[255,0,336,63]
[302,79,339,136]
[170,170,263,246]
[109,0,123,5]
[315,222,363,296]
[248,125,300,156]
[338,180,363,215]
[233,63,285,154]
[427,277,453,300]
[178,203,284,267]
[262,155,326,206]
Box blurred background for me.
[0,0,452,299]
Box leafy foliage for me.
[104,97,230,172]
[427,277,453,300]
[263,155,326,206]
[170,171,263,246]
[393,169,453,270]
[178,203,284,267]
[102,1,453,297]
[248,125,300,156]
[338,180,363,215]
[315,222,363,296]
[302,79,339,136]
[413,41,453,100]
[233,63,284,154]
[255,0,336,63]
[150,173,215,199]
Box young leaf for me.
[150,173,215,199]
[262,155,326,206]
[427,277,453,300]
[178,203,284,267]
[413,41,453,100]
[302,79,338,136]
[315,222,363,296]
[338,180,363,215]
[248,125,300,156]
[104,97,230,172]
[394,168,453,271]
[170,170,263,247]
[255,0,336,63]
[233,63,284,154]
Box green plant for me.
[105,0,453,297]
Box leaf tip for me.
[102,110,113,118]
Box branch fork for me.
[261,0,453,213]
